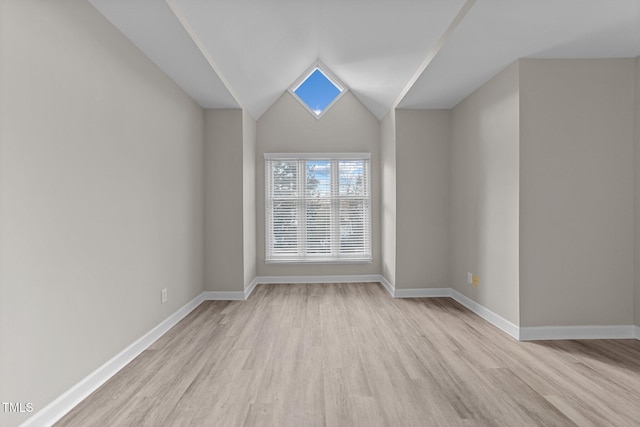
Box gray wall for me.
[256,91,381,277]
[519,59,635,327]
[0,1,204,425]
[636,56,640,328]
[204,110,244,292]
[395,110,451,289]
[243,110,257,289]
[451,62,520,325]
[204,109,255,293]
[380,110,397,286]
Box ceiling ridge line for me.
[164,0,247,115]
[392,0,477,111]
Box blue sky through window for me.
[294,69,342,116]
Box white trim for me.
[264,152,370,160]
[201,280,259,302]
[265,260,373,265]
[393,0,477,109]
[20,282,640,427]
[245,277,259,299]
[203,275,387,301]
[255,275,383,285]
[393,287,450,298]
[164,0,244,111]
[450,289,520,340]
[202,291,246,301]
[519,325,637,341]
[378,275,395,297]
[20,293,205,427]
[264,155,372,264]
[288,60,348,120]
[290,62,346,94]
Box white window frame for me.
[288,61,348,120]
[265,153,372,264]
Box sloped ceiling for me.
[399,0,640,109]
[89,0,640,119]
[88,0,238,109]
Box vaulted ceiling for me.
[89,0,640,120]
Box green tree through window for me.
[266,155,371,263]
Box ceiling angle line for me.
[164,0,246,114]
[392,0,477,110]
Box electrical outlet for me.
[161,288,168,304]
[467,272,472,284]
[473,275,479,287]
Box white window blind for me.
[265,153,372,263]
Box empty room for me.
[2,0,640,426]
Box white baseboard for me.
[202,277,259,302]
[255,279,640,342]
[202,291,246,300]
[202,275,385,302]
[21,281,640,427]
[255,274,383,285]
[245,277,259,299]
[377,278,519,339]
[21,293,205,427]
[519,325,637,341]
[393,287,450,298]
[450,289,520,340]
[378,275,394,296]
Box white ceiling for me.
[399,0,640,109]
[89,0,640,119]
[88,0,238,109]
[170,0,466,118]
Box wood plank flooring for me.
[56,283,640,426]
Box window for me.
[265,153,371,263]
[289,62,347,119]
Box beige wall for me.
[634,56,640,327]
[395,110,451,289]
[256,92,381,277]
[0,1,204,425]
[519,59,635,327]
[380,110,397,286]
[451,62,520,325]
[204,110,244,292]
[243,110,257,289]
[204,109,255,292]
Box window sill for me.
[265,259,373,265]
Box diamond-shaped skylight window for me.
[290,63,346,119]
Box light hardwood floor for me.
[56,283,640,426]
